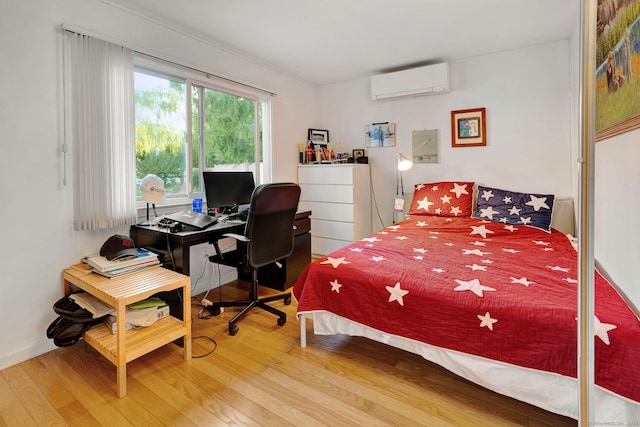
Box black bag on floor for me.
[46,294,104,347]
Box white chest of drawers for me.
[298,164,371,256]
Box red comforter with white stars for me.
[293,216,640,404]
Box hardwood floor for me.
[0,282,577,426]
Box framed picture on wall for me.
[595,3,640,141]
[308,128,329,144]
[365,123,396,147]
[451,108,486,147]
[412,129,438,163]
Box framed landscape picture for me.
[595,1,640,141]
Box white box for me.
[104,305,170,334]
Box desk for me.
[130,220,244,276]
[130,210,311,291]
[63,266,191,397]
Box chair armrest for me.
[222,233,249,243]
[211,233,250,261]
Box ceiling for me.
[104,0,580,86]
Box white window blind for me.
[63,31,137,231]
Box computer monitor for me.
[203,171,256,214]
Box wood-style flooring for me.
[0,281,577,426]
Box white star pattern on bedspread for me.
[386,282,409,306]
[470,225,494,238]
[453,278,496,297]
[320,257,350,268]
[594,316,617,345]
[478,312,498,331]
[462,249,491,256]
[574,316,618,345]
[510,277,535,287]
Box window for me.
[134,58,271,207]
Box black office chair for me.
[208,182,301,335]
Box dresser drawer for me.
[298,165,355,185]
[299,201,355,222]
[311,219,356,241]
[294,217,311,235]
[311,236,352,256]
[300,184,355,203]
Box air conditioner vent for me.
[371,63,450,100]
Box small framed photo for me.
[352,149,365,159]
[451,108,486,147]
[365,123,396,147]
[308,128,329,144]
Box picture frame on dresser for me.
[352,149,365,159]
[308,128,329,144]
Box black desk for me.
[129,210,311,290]
[130,220,244,276]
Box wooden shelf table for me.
[62,266,191,397]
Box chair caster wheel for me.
[284,296,292,305]
[210,307,221,316]
[277,316,286,326]
[229,324,239,336]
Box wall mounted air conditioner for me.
[370,63,450,100]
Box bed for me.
[293,182,640,423]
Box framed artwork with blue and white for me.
[451,107,486,147]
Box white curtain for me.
[64,31,137,231]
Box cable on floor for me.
[190,335,217,358]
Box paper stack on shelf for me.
[87,248,160,278]
[69,292,116,318]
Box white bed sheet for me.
[298,311,640,424]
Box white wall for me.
[594,130,640,310]
[318,41,574,231]
[0,0,318,369]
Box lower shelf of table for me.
[83,316,188,365]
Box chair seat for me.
[209,250,243,268]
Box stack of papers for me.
[69,293,116,318]
[87,248,160,278]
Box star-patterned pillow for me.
[408,181,475,217]
[472,185,555,232]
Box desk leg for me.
[116,301,127,397]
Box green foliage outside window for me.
[135,72,260,198]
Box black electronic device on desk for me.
[165,210,218,230]
[203,171,255,214]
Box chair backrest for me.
[244,182,301,269]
